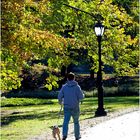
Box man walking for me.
[58,72,84,140]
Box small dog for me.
[52,125,61,140]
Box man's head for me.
[67,72,75,81]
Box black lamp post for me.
[94,21,107,116]
[63,3,107,116]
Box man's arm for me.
[58,86,64,104]
[77,85,84,101]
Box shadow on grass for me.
[1,109,62,127]
[81,96,139,119]
[1,96,139,126]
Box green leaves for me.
[45,74,59,90]
[1,0,139,91]
[0,63,22,92]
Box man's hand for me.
[58,98,64,105]
[59,100,62,105]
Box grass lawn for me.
[1,96,139,140]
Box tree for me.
[47,0,139,76]
[1,0,75,91]
[1,0,139,92]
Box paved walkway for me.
[67,111,140,140]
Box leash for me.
[56,104,63,124]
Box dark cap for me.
[67,72,75,81]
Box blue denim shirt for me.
[58,80,84,109]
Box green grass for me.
[1,96,139,140]
[1,98,54,107]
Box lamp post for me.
[63,3,107,116]
[94,21,107,116]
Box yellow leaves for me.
[45,84,52,91]
[126,35,139,46]
[38,0,51,13]
[2,1,24,14]
[45,74,59,90]
[127,36,133,45]
[27,29,68,51]
[113,7,132,24]
[24,0,50,15]
[2,0,74,68]
[118,28,125,34]
[0,63,22,91]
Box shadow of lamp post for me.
[94,21,107,117]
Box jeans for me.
[63,107,80,139]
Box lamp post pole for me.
[94,21,107,116]
[95,35,107,116]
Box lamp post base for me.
[95,108,107,117]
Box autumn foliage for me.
[1,0,139,92]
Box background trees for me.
[1,0,74,91]
[1,0,139,92]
